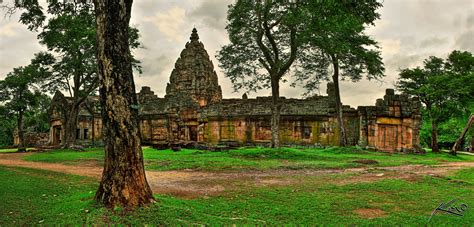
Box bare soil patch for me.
[353,208,386,219]
[353,159,379,165]
[1,152,473,199]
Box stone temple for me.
[48,28,422,152]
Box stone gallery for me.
[48,29,422,152]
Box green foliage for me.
[8,0,142,146]
[22,147,474,171]
[294,0,384,94]
[418,106,473,148]
[24,94,51,133]
[398,51,474,149]
[217,0,302,93]
[397,51,473,120]
[0,62,50,146]
[0,105,15,146]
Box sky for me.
[0,0,473,107]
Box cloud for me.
[379,39,401,56]
[144,7,186,41]
[385,54,423,70]
[0,22,21,38]
[419,37,448,49]
[188,0,232,30]
[141,54,174,77]
[455,30,474,52]
[454,13,474,52]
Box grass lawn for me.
[21,146,474,171]
[1,165,473,225]
[0,148,34,153]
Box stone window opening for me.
[295,126,312,139]
[76,129,81,140]
[303,126,312,139]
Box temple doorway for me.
[53,126,61,145]
[189,126,197,141]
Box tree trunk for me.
[471,134,474,152]
[270,77,281,148]
[431,119,439,153]
[427,107,439,153]
[63,103,80,148]
[17,110,26,152]
[331,55,347,147]
[93,0,154,208]
[450,114,474,155]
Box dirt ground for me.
[1,152,473,199]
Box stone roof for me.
[201,96,357,118]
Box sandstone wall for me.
[358,89,422,152]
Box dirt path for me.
[1,152,473,198]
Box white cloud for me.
[144,6,186,42]
[379,39,401,56]
[0,22,21,38]
[188,0,232,30]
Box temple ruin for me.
[48,28,422,152]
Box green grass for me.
[1,165,473,225]
[0,166,101,225]
[22,146,474,171]
[0,148,34,153]
[21,147,105,165]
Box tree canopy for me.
[217,0,305,147]
[0,63,46,150]
[293,0,384,146]
[397,50,474,152]
[5,0,142,148]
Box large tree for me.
[6,0,141,148]
[93,0,154,207]
[396,50,474,152]
[0,65,44,151]
[294,0,384,146]
[217,0,303,148]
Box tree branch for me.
[255,6,275,69]
[278,27,297,78]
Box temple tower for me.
[165,28,223,107]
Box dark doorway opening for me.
[53,126,61,145]
[189,126,197,141]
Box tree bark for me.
[17,110,26,152]
[63,103,80,148]
[93,0,154,208]
[331,55,348,147]
[270,77,281,148]
[450,114,474,155]
[471,134,474,152]
[431,119,440,153]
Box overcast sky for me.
[0,0,473,107]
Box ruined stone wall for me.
[202,115,359,146]
[200,96,360,146]
[13,130,49,147]
[358,89,422,152]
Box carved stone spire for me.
[165,28,223,106]
[190,27,199,42]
